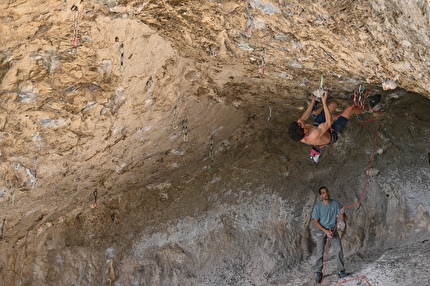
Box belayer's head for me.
[318,186,328,195]
[288,121,305,141]
[318,186,330,201]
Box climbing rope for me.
[319,123,381,285]
[334,275,371,285]
[182,119,188,142]
[91,189,98,209]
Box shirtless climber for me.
[288,91,380,162]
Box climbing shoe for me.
[368,94,382,109]
[309,147,322,163]
[315,271,323,283]
[338,270,347,278]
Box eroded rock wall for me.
[0,0,429,285]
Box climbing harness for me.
[259,49,265,77]
[70,4,79,56]
[172,105,178,129]
[244,2,253,38]
[91,189,98,209]
[182,119,188,142]
[119,43,125,74]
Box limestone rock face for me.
[0,0,429,285]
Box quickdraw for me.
[259,48,265,77]
[32,156,38,189]
[353,85,370,109]
[182,119,188,142]
[244,3,253,38]
[71,5,79,51]
[209,136,214,162]
[267,106,272,122]
[119,43,125,73]
[0,218,5,239]
[313,74,325,99]
[91,189,98,209]
[172,105,178,129]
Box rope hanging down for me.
[319,123,381,285]
[335,274,371,285]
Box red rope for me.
[334,275,371,285]
[320,238,331,285]
[343,123,381,211]
[319,117,382,285]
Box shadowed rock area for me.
[0,0,429,285]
